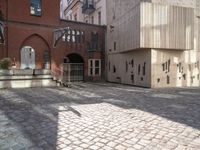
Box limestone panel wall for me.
[140,2,194,50]
[106,0,141,53]
[196,0,200,19]
[150,0,195,8]
[107,49,151,87]
[106,0,200,88]
[151,49,200,87]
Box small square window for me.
[30,0,42,16]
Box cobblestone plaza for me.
[0,83,200,150]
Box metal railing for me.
[63,63,84,83]
[51,63,84,85]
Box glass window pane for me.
[30,0,42,16]
[95,60,99,67]
[95,68,100,75]
[90,68,93,75]
[90,60,93,67]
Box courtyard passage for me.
[0,83,200,150]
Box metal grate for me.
[63,63,84,82]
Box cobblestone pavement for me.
[0,82,200,150]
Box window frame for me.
[30,0,42,17]
[88,59,101,76]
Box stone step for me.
[0,69,51,76]
[0,79,59,89]
[0,75,53,81]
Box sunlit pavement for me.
[0,82,200,150]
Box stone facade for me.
[0,0,105,82]
[106,0,200,87]
[62,0,107,25]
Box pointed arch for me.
[20,33,50,50]
[20,33,51,69]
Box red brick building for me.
[0,0,105,82]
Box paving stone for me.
[0,83,200,149]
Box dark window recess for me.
[143,62,146,76]
[162,59,171,72]
[131,74,134,83]
[162,63,165,71]
[183,74,186,80]
[167,75,170,84]
[30,0,42,16]
[90,32,99,50]
[178,63,182,73]
[141,77,143,81]
[126,61,128,72]
[157,78,160,83]
[138,65,141,75]
[131,59,134,68]
[95,68,100,75]
[168,59,170,72]
[189,64,191,71]
[98,11,101,25]
[90,68,93,75]
[113,65,116,73]
[114,42,116,51]
[109,61,110,71]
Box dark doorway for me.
[63,54,84,82]
[65,53,84,63]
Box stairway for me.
[0,69,60,89]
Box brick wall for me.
[0,0,105,81]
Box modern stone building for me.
[106,0,200,88]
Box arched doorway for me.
[21,34,51,69]
[63,53,84,82]
[21,46,35,69]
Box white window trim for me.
[88,59,101,76]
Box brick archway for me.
[64,53,84,63]
[63,53,84,82]
[20,34,51,69]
